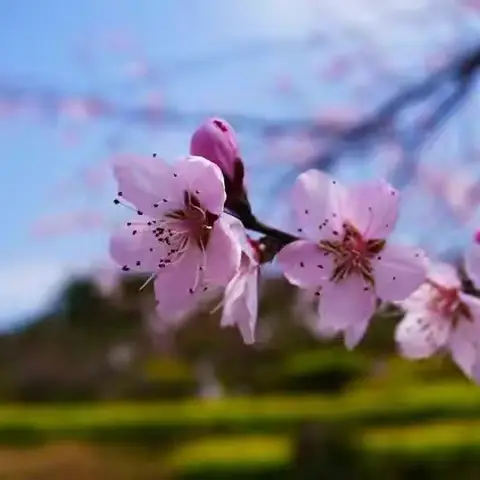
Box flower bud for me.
[190,117,239,179]
[190,118,249,214]
[475,230,480,244]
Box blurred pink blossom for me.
[314,107,360,131]
[396,259,480,381]
[124,60,150,78]
[274,75,295,94]
[322,56,352,81]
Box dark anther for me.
[122,265,129,271]
[117,191,123,196]
[153,153,157,157]
[213,119,228,132]
[132,230,137,235]
[300,262,305,267]
[137,210,143,215]
[153,203,159,208]
[136,261,141,266]
[113,199,120,204]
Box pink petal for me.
[373,243,426,301]
[223,214,257,263]
[238,271,259,344]
[204,216,241,287]
[344,320,370,350]
[472,357,480,385]
[465,243,480,288]
[277,240,335,288]
[449,320,477,377]
[458,293,480,335]
[291,169,347,242]
[221,268,259,344]
[113,155,182,215]
[174,155,226,215]
[154,247,204,319]
[345,180,399,239]
[427,261,461,289]
[221,274,246,328]
[395,312,450,359]
[319,274,377,349]
[109,225,163,272]
[400,284,433,312]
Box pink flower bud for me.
[475,230,480,244]
[190,117,239,181]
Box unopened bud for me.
[190,117,249,213]
[190,117,239,180]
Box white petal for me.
[449,320,478,377]
[427,261,461,289]
[395,311,451,359]
[221,268,259,344]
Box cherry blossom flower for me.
[109,154,241,319]
[278,170,426,348]
[220,219,260,344]
[395,260,480,380]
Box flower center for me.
[426,279,471,324]
[319,222,385,286]
[164,191,217,249]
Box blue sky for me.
[0,0,478,326]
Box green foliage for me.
[278,348,371,393]
[166,422,480,480]
[0,382,476,445]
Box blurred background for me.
[1,0,480,478]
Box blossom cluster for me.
[109,118,480,384]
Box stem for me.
[226,197,298,246]
[239,211,298,246]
